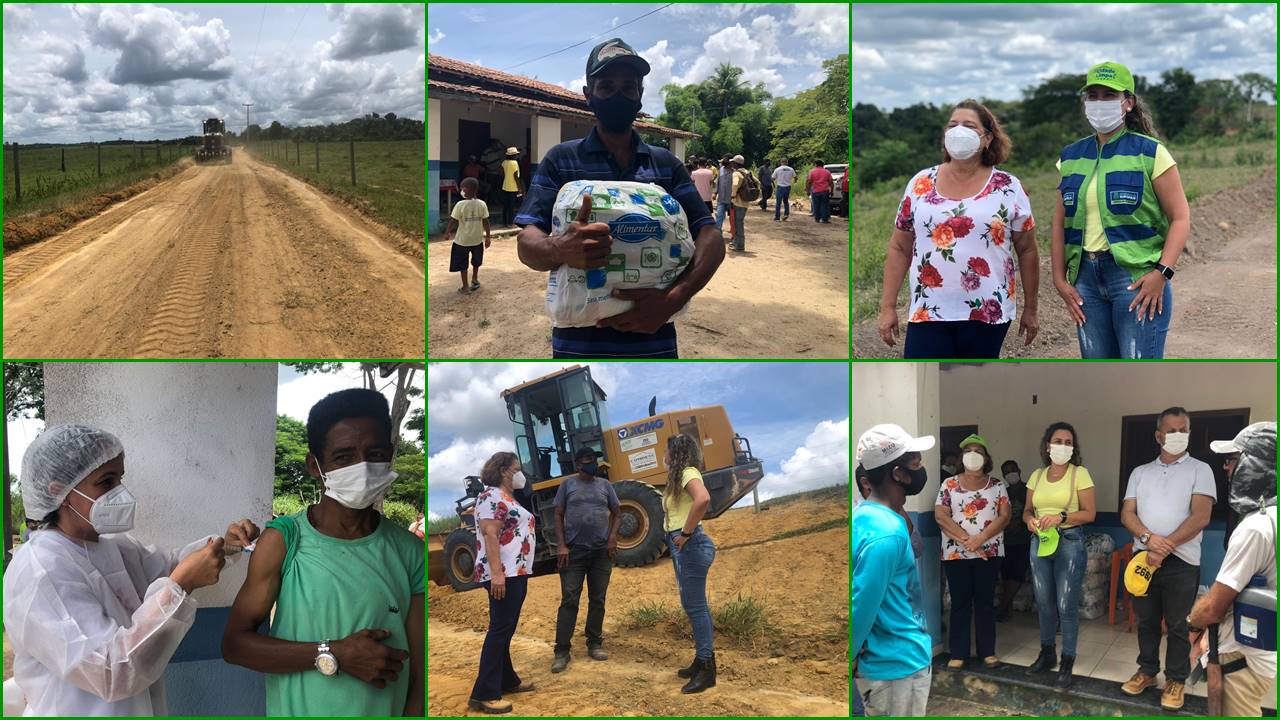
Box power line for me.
[500,4,673,72]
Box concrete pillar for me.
[852,362,942,651]
[669,137,687,161]
[428,97,442,233]
[530,114,561,166]
[43,362,277,716]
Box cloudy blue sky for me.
[426,362,849,519]
[3,3,425,143]
[853,3,1277,110]
[427,2,849,116]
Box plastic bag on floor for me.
[545,180,695,328]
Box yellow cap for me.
[1125,551,1159,597]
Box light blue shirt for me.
[1124,452,1217,566]
[852,499,932,681]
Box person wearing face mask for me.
[3,424,254,716]
[940,449,960,480]
[1187,422,1276,717]
[933,435,1010,670]
[222,389,423,717]
[1051,61,1191,359]
[550,448,621,674]
[852,424,935,716]
[514,37,724,359]
[1117,406,1215,709]
[880,99,1041,359]
[1022,421,1096,688]
[997,460,1030,622]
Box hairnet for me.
[21,424,124,521]
[1227,421,1276,517]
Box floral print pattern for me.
[473,487,537,583]
[897,166,1034,324]
[935,475,1010,560]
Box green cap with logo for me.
[958,433,989,454]
[1036,526,1060,557]
[1082,61,1135,94]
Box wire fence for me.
[4,142,193,207]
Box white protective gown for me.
[3,530,215,716]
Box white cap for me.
[731,154,745,164]
[857,423,935,470]
[1211,422,1274,454]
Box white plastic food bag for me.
[545,180,695,328]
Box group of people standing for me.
[878,61,1191,360]
[466,434,719,715]
[685,155,838,252]
[853,417,1277,717]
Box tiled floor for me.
[984,610,1276,701]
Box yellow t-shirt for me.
[1057,144,1175,251]
[663,466,702,533]
[1026,465,1094,528]
[501,159,521,192]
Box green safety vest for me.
[1057,128,1168,283]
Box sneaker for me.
[1121,671,1158,696]
[1161,681,1185,710]
[946,658,965,670]
[550,654,570,673]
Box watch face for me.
[317,653,338,676]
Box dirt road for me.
[854,168,1277,358]
[3,153,424,358]
[427,206,849,358]
[427,489,850,716]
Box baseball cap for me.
[857,424,935,471]
[958,433,989,454]
[1081,61,1135,94]
[585,38,650,79]
[1211,421,1274,454]
[1036,527,1060,557]
[1124,551,1159,597]
[731,154,745,164]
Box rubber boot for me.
[1026,645,1057,674]
[681,654,716,694]
[1055,655,1075,688]
[677,655,699,679]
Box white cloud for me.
[787,3,848,50]
[754,417,849,501]
[325,3,423,60]
[3,5,33,34]
[428,28,445,46]
[75,4,235,85]
[851,44,887,70]
[427,435,512,514]
[673,24,789,94]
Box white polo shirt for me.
[1124,452,1217,566]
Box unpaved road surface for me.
[855,168,1276,359]
[428,205,849,358]
[3,153,424,358]
[428,489,850,716]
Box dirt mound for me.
[854,168,1277,359]
[427,491,850,717]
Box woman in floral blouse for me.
[469,451,538,714]
[878,100,1041,359]
[933,434,1010,669]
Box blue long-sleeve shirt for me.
[851,499,932,681]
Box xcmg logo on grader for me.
[617,418,664,439]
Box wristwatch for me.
[1139,532,1152,545]
[1187,615,1204,634]
[316,640,339,676]
[680,529,693,538]
[1154,262,1175,280]
[1059,511,1068,524]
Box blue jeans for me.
[812,191,831,222]
[1029,526,1086,656]
[714,201,733,232]
[774,185,791,219]
[1073,251,1172,359]
[668,526,716,660]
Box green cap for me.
[1082,61,1135,94]
[958,433,989,454]
[1036,527,1060,557]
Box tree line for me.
[853,68,1276,191]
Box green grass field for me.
[852,137,1276,320]
[250,138,424,237]
[2,143,192,217]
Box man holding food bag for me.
[515,37,724,359]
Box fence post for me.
[138,143,143,163]
[295,139,299,165]
[315,140,319,173]
[156,144,160,162]
[349,137,355,185]
[97,143,102,178]
[61,147,66,173]
[13,143,20,204]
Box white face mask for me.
[511,470,527,490]
[1162,431,1190,456]
[1004,471,1022,485]
[1084,99,1125,133]
[1049,444,1074,466]
[69,484,137,534]
[962,451,985,472]
[944,125,982,160]
[318,460,397,509]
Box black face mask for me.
[580,462,599,477]
[588,92,641,133]
[895,464,929,496]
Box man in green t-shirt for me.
[223,389,424,716]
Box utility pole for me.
[243,102,254,148]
